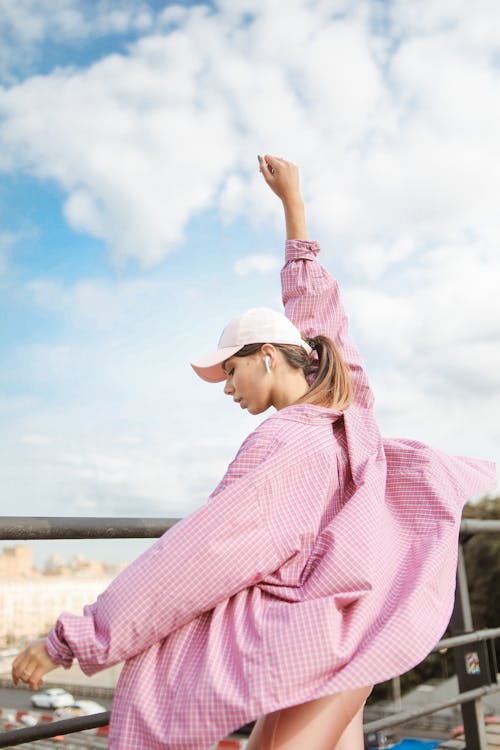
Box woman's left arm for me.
[12,432,283,684]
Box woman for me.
[12,156,496,750]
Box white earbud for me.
[264,356,271,373]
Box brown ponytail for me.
[233,335,352,411]
[295,335,352,410]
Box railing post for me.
[448,542,490,750]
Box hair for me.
[233,335,352,411]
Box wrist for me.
[283,198,307,240]
[282,194,304,212]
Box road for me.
[0,685,34,711]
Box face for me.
[222,352,273,415]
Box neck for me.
[272,371,310,411]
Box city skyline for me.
[0,544,128,577]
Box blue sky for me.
[1,0,499,566]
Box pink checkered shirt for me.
[46,240,496,749]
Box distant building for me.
[43,552,127,578]
[0,544,128,643]
[0,545,33,577]
[0,577,114,642]
[0,544,127,579]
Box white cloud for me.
[0,383,256,520]
[1,268,263,520]
[1,0,498,270]
[0,0,156,82]
[20,433,54,447]
[24,276,181,331]
[0,35,240,266]
[348,235,416,283]
[0,2,389,266]
[344,236,500,373]
[234,253,280,276]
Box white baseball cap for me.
[191,307,312,383]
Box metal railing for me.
[0,515,499,748]
[0,516,177,540]
[0,711,110,747]
[364,627,500,733]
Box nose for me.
[224,378,234,395]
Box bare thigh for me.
[334,703,367,750]
[246,685,373,750]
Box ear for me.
[260,343,277,359]
[260,344,276,359]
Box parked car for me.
[55,700,107,718]
[30,688,75,708]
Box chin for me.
[248,404,270,415]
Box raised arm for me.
[259,155,374,409]
[258,155,308,241]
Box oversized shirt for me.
[46,240,496,750]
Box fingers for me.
[261,154,277,174]
[12,640,58,689]
[29,666,46,691]
[12,656,32,686]
[258,155,274,181]
[258,154,286,191]
[259,154,286,176]
[12,654,37,686]
[12,651,28,686]
[258,154,302,203]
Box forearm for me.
[45,442,282,674]
[283,197,307,240]
[258,155,307,238]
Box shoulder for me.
[246,407,313,445]
[209,407,341,502]
[231,405,345,468]
[244,404,343,462]
[257,403,343,434]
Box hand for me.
[258,155,303,205]
[258,154,307,239]
[12,639,59,691]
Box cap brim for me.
[190,345,243,383]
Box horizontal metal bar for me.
[434,626,500,651]
[0,517,178,540]
[0,711,110,748]
[363,682,500,733]
[0,516,497,541]
[460,519,500,534]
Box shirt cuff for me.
[46,620,74,669]
[285,239,320,262]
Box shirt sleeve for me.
[46,432,283,675]
[281,239,374,409]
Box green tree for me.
[461,495,500,664]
